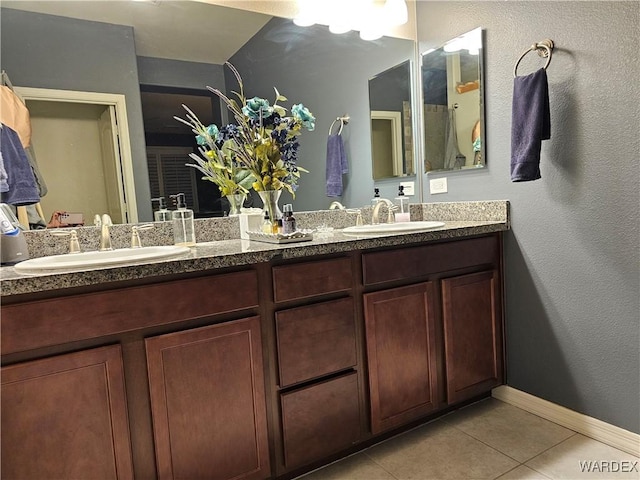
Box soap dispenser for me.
[152,197,171,222]
[170,193,196,246]
[371,188,381,207]
[395,186,410,223]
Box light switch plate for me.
[430,177,448,194]
[400,181,415,196]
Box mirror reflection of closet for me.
[422,28,485,173]
[368,60,415,180]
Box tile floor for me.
[298,398,640,480]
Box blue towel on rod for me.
[326,134,348,197]
[510,68,550,182]
[0,124,40,205]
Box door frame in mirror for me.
[14,87,138,223]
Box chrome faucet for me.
[329,201,346,210]
[371,199,398,225]
[94,214,113,251]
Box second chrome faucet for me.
[94,214,113,251]
[371,198,398,225]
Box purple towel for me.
[510,68,550,182]
[326,134,348,197]
[0,124,40,206]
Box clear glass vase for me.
[258,190,282,230]
[225,193,246,216]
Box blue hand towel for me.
[326,134,348,197]
[0,124,40,205]
[511,68,551,182]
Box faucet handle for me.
[131,224,154,248]
[51,229,81,254]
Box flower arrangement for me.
[174,108,255,196]
[175,63,315,199]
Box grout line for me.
[362,452,402,480]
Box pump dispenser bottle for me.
[170,193,196,246]
[371,188,381,207]
[152,197,171,222]
[395,185,411,222]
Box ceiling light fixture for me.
[293,0,409,41]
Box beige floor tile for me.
[365,420,518,479]
[495,465,551,479]
[526,434,640,479]
[298,453,397,480]
[442,398,575,462]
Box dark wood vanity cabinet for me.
[364,283,440,434]
[270,257,364,475]
[362,235,504,433]
[442,270,503,404]
[0,232,504,479]
[145,316,270,480]
[1,270,268,480]
[1,345,134,479]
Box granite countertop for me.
[0,201,510,297]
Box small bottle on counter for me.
[261,211,272,234]
[282,204,296,234]
[152,197,171,222]
[395,185,411,222]
[169,193,196,246]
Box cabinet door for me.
[442,270,503,404]
[1,345,133,479]
[364,282,439,434]
[146,317,270,480]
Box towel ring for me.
[329,115,350,135]
[513,39,554,78]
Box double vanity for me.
[1,201,509,480]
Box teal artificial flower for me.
[292,103,316,131]
[242,97,273,120]
[196,124,219,145]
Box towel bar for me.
[513,39,554,77]
[329,115,350,135]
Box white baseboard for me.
[492,385,640,457]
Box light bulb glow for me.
[385,0,408,26]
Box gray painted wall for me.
[417,1,639,433]
[229,18,416,211]
[0,8,152,221]
[137,56,225,91]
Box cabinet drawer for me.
[2,270,258,355]
[363,235,499,286]
[276,298,356,387]
[272,257,352,303]
[281,372,361,469]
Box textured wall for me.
[416,1,640,433]
[1,8,152,221]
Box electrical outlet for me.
[400,181,415,196]
[429,177,448,194]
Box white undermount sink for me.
[342,221,445,235]
[14,245,191,274]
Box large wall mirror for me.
[422,28,485,173]
[1,1,416,224]
[368,60,415,180]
